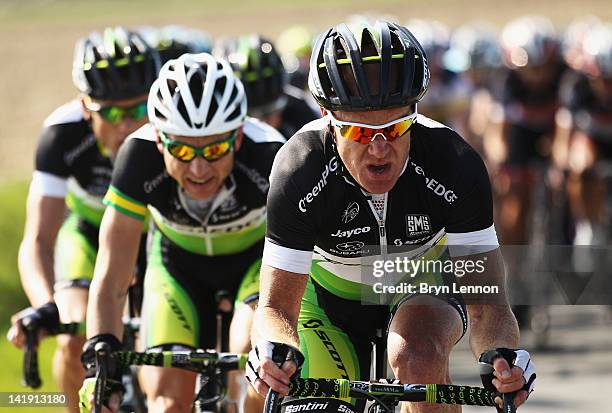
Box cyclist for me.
[6,27,159,413]
[406,19,470,130]
[78,53,285,413]
[216,34,318,139]
[555,23,612,246]
[141,24,213,65]
[443,21,502,157]
[485,15,566,245]
[245,20,536,413]
[276,25,314,91]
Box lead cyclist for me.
[246,20,536,413]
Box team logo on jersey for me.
[331,226,371,238]
[341,201,360,223]
[405,214,431,237]
[219,194,239,213]
[335,241,365,252]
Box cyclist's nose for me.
[367,136,391,158]
[188,155,210,176]
[116,116,141,135]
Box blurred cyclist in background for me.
[7,27,159,412]
[140,24,213,65]
[406,19,470,130]
[216,34,318,139]
[443,22,502,157]
[555,22,612,246]
[485,15,566,245]
[484,16,566,337]
[276,25,314,91]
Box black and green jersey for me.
[33,100,112,226]
[32,100,147,291]
[105,118,285,256]
[104,117,284,349]
[263,115,499,300]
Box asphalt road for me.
[449,305,612,412]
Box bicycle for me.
[91,343,247,413]
[264,376,516,413]
[21,316,145,413]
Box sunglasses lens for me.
[204,141,231,161]
[384,118,414,140]
[168,143,196,161]
[99,106,123,124]
[98,102,147,124]
[128,102,148,121]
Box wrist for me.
[81,333,123,377]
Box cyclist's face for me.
[157,129,243,200]
[329,106,412,194]
[83,94,149,158]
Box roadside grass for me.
[0,181,63,411]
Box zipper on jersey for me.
[365,192,388,260]
[178,174,237,255]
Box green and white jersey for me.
[104,118,285,256]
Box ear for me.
[319,107,327,118]
[233,127,244,152]
[80,95,92,121]
[155,129,164,155]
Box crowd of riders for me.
[6,13,610,413]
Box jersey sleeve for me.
[103,135,160,221]
[35,124,71,177]
[33,122,89,198]
[443,138,498,256]
[263,137,320,274]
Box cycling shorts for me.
[296,277,467,406]
[54,213,147,292]
[141,230,262,350]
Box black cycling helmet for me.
[72,26,160,101]
[140,25,213,65]
[309,20,429,111]
[216,35,287,117]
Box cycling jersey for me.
[264,116,498,299]
[33,100,111,226]
[560,71,612,150]
[105,117,285,349]
[492,63,568,165]
[495,63,567,127]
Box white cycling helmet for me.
[148,52,247,136]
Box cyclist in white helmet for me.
[78,53,285,413]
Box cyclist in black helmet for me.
[245,20,536,413]
[216,34,318,139]
[6,27,159,413]
[141,24,213,65]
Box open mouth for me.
[367,164,390,175]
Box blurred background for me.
[1,0,611,412]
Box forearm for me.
[251,305,300,348]
[86,272,129,339]
[468,304,519,357]
[85,209,142,340]
[18,237,55,307]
